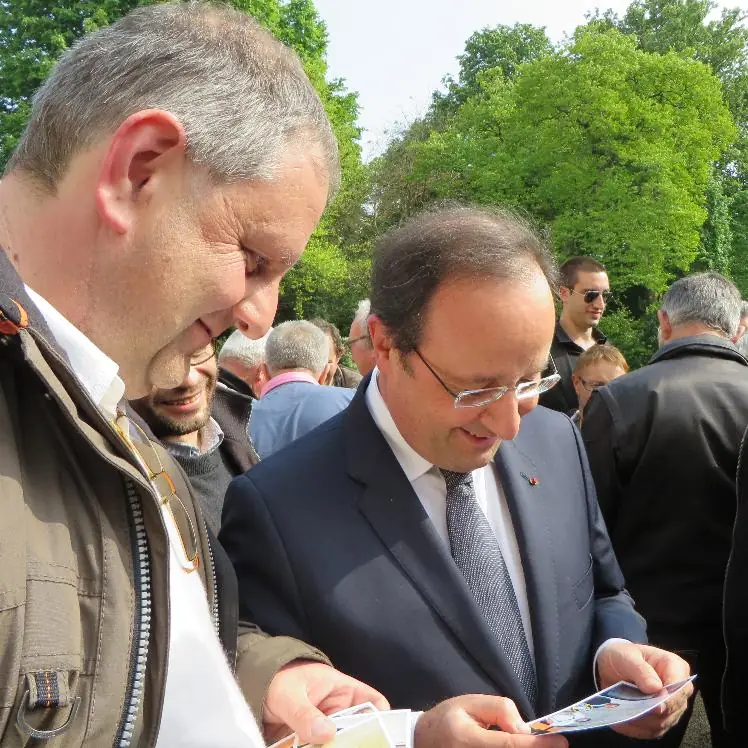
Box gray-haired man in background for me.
[219,328,270,398]
[583,272,748,748]
[348,298,378,376]
[249,320,354,458]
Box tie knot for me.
[440,469,473,493]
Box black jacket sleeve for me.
[581,390,624,535]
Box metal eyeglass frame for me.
[414,349,561,409]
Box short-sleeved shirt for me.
[539,321,606,415]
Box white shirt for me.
[366,370,535,656]
[167,417,225,458]
[26,287,265,747]
[25,286,125,418]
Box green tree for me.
[409,28,736,294]
[432,24,553,118]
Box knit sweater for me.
[167,435,234,537]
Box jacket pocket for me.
[573,554,594,610]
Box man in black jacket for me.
[583,272,748,748]
[539,257,609,414]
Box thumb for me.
[622,652,663,694]
[287,703,337,746]
[459,694,532,734]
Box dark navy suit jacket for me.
[221,380,646,723]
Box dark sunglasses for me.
[570,289,613,304]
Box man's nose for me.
[232,280,280,339]
[204,280,280,341]
[479,390,523,442]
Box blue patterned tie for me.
[441,469,538,709]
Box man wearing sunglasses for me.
[222,207,692,747]
[539,257,610,415]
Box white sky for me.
[313,0,748,160]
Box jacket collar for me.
[554,320,606,348]
[0,247,60,355]
[649,334,747,366]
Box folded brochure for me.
[528,676,696,735]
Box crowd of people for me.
[0,3,747,748]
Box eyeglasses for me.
[113,411,199,572]
[190,341,216,367]
[579,377,607,393]
[414,349,561,409]
[569,289,613,304]
[346,334,370,347]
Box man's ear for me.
[95,109,188,235]
[318,363,332,385]
[657,310,672,343]
[559,286,572,303]
[368,315,393,371]
[571,373,583,394]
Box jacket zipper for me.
[206,538,220,639]
[116,478,153,748]
[722,430,746,723]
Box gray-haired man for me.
[0,3,383,745]
[583,272,748,748]
[348,298,377,376]
[249,320,354,458]
[219,329,270,398]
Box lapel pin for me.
[520,472,540,487]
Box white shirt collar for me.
[25,286,125,419]
[365,368,434,483]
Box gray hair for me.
[351,299,373,349]
[8,1,340,195]
[370,205,558,355]
[741,301,748,321]
[661,272,742,338]
[218,329,268,370]
[265,321,328,376]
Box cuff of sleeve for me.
[235,627,331,722]
[593,637,631,690]
[409,711,423,748]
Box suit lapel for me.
[345,385,532,714]
[494,439,560,715]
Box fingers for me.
[357,685,390,712]
[287,703,337,746]
[600,642,663,693]
[456,694,532,734]
[416,696,569,748]
[644,644,692,685]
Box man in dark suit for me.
[583,272,748,748]
[221,207,691,745]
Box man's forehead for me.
[576,270,609,288]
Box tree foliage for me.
[432,24,553,118]
[406,29,735,294]
[368,4,745,367]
